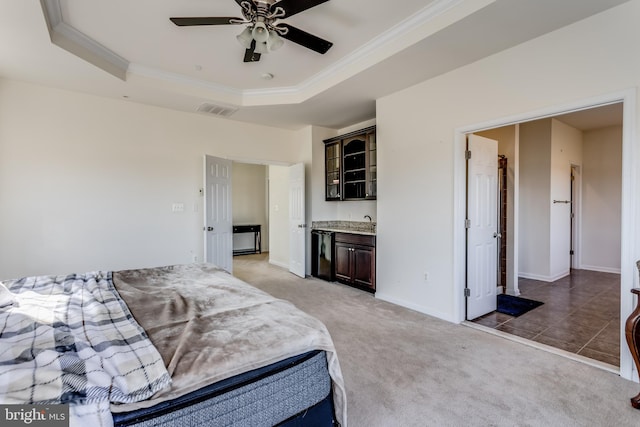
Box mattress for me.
[112,350,333,427]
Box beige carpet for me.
[233,254,640,427]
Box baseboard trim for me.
[518,271,569,282]
[579,265,622,274]
[268,259,288,269]
[375,292,453,323]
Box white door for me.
[289,163,306,278]
[204,155,233,273]
[466,134,499,320]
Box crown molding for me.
[39,0,488,105]
[127,63,243,105]
[40,0,129,81]
[246,0,466,98]
[244,0,488,106]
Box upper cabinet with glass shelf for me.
[323,126,376,201]
[325,140,341,200]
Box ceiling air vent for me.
[196,102,239,117]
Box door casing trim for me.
[452,88,637,381]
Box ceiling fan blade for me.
[170,17,243,26]
[271,0,329,18]
[278,24,333,54]
[243,39,261,62]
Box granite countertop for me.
[311,220,376,235]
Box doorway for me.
[460,100,626,369]
[214,161,306,277]
[231,162,270,260]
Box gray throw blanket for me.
[0,272,172,427]
[111,264,347,427]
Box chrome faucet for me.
[364,215,372,222]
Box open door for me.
[204,155,233,273]
[466,134,499,320]
[289,163,306,277]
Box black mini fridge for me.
[311,230,334,281]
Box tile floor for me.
[472,269,620,366]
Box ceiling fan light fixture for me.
[172,0,334,63]
[254,41,269,55]
[267,30,284,51]
[236,26,254,49]
[252,22,269,43]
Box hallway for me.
[472,269,620,366]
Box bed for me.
[0,263,346,427]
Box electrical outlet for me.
[423,272,429,282]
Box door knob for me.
[207,226,214,231]
[493,232,502,238]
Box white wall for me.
[517,118,584,282]
[549,119,583,279]
[268,165,290,268]
[518,119,552,280]
[375,0,640,322]
[0,79,305,279]
[581,125,622,272]
[232,163,268,252]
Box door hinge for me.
[464,288,470,297]
[465,150,472,160]
[465,219,471,228]
[570,250,574,255]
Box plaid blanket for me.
[0,272,171,427]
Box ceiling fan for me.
[170,0,333,63]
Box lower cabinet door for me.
[353,246,374,290]
[334,242,352,282]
